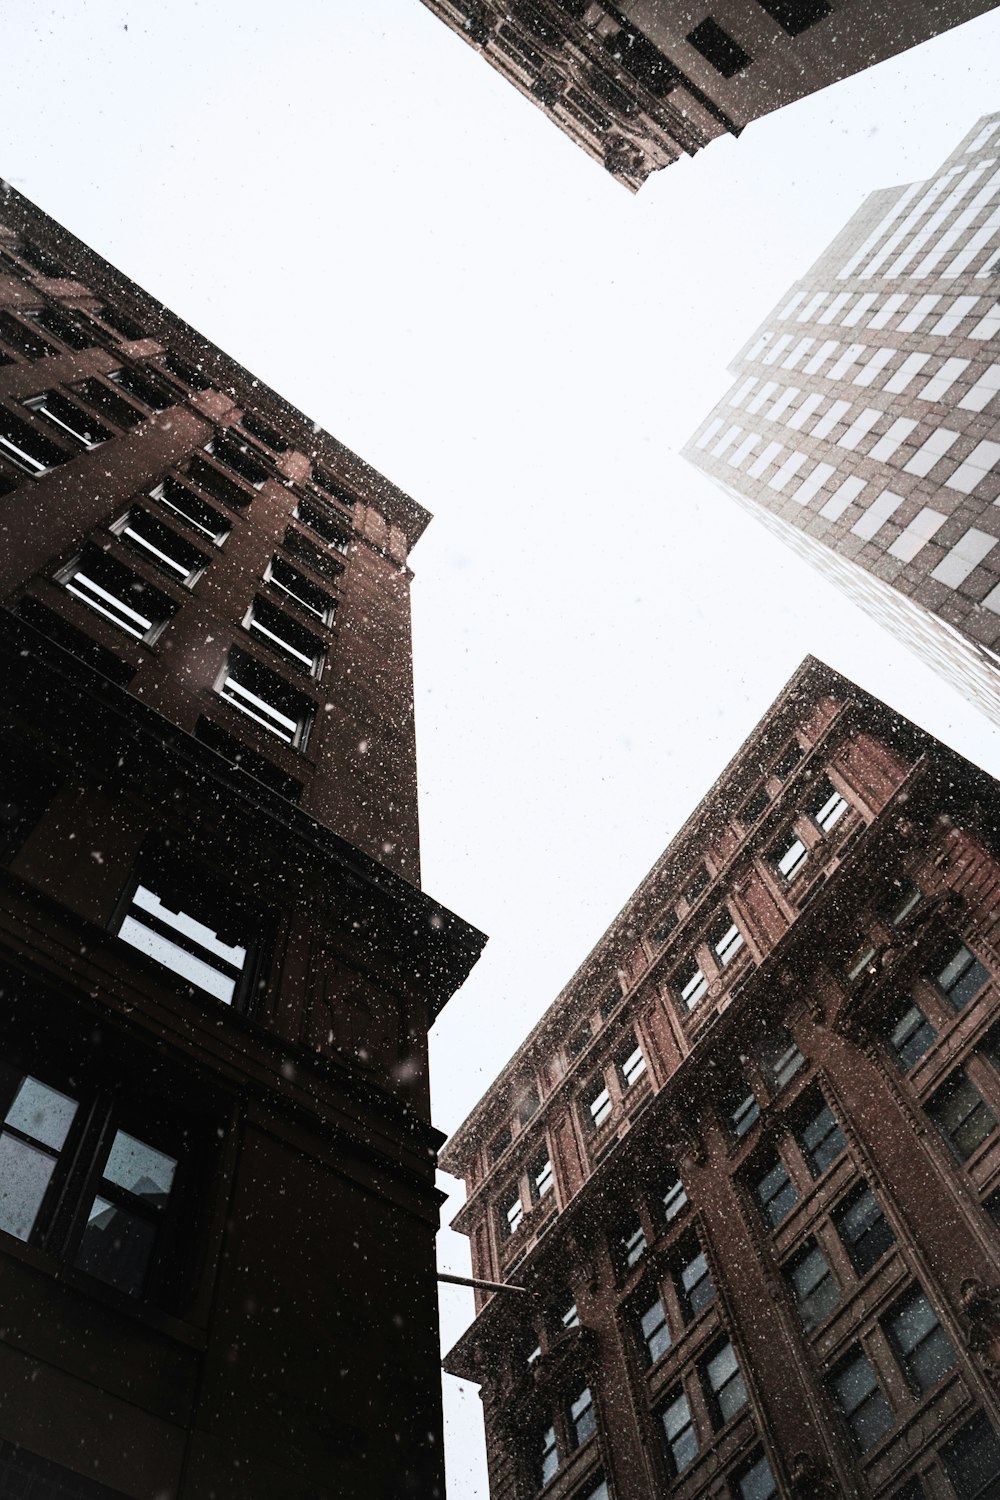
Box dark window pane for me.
[702,1339,747,1426]
[886,1003,936,1071]
[834,1182,895,1275]
[661,1390,698,1474]
[754,1154,797,1228]
[786,1241,840,1332]
[927,1071,997,1162]
[569,1385,595,1447]
[940,1411,1000,1500]
[736,1450,779,1500]
[935,942,990,1011]
[756,0,831,34]
[676,1241,715,1319]
[796,1099,847,1177]
[884,1287,955,1393]
[686,16,751,75]
[829,1349,893,1453]
[75,1195,158,1295]
[639,1296,671,1365]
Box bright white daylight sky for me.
[6,3,1000,1492]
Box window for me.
[538,1423,559,1487]
[566,1024,591,1062]
[712,914,745,967]
[884,1003,936,1071]
[616,1213,647,1271]
[927,1071,997,1162]
[685,864,711,905]
[810,775,848,832]
[26,306,91,350]
[883,880,922,926]
[206,434,269,489]
[114,861,257,1007]
[501,1186,524,1237]
[940,1410,1000,1499]
[0,309,58,359]
[599,986,622,1022]
[194,719,304,803]
[159,351,212,391]
[733,1448,779,1500]
[581,1480,609,1500]
[679,961,709,1011]
[0,1062,188,1302]
[113,507,208,584]
[568,1385,596,1448]
[188,454,254,510]
[264,557,338,624]
[740,785,769,826]
[240,412,289,452]
[585,1078,612,1129]
[217,649,314,747]
[702,1340,748,1427]
[883,1287,956,1394]
[983,1185,1000,1229]
[685,16,751,75]
[59,547,177,643]
[245,597,325,676]
[550,1292,579,1335]
[283,525,346,581]
[151,479,230,543]
[833,1182,895,1275]
[72,377,147,430]
[785,1241,840,1331]
[108,365,174,411]
[311,467,355,508]
[934,941,990,1011]
[760,1031,804,1091]
[650,908,678,947]
[530,1151,554,1202]
[0,407,68,473]
[724,1078,759,1140]
[23,391,110,449]
[618,1041,646,1088]
[773,832,808,882]
[661,1389,698,1475]
[753,1153,797,1228]
[488,1122,512,1163]
[94,304,147,341]
[829,1348,893,1453]
[795,1096,847,1177]
[675,1236,715,1319]
[638,1295,671,1365]
[296,499,351,553]
[516,1085,540,1126]
[661,1168,688,1222]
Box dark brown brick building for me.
[0,184,484,1499]
[416,0,999,190]
[443,659,1000,1500]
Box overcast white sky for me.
[6,4,1000,1493]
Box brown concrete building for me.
[0,185,484,1498]
[684,113,1000,727]
[416,0,998,190]
[443,658,1000,1500]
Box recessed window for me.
[927,1070,997,1161]
[245,596,325,676]
[16,241,71,277]
[785,1241,840,1331]
[240,411,289,452]
[159,351,212,391]
[488,1122,512,1163]
[882,880,922,926]
[530,1151,554,1202]
[566,1023,591,1062]
[773,831,809,882]
[883,1286,956,1394]
[501,1186,523,1237]
[59,546,177,642]
[679,961,709,1011]
[701,1340,748,1427]
[810,775,848,832]
[795,1095,847,1178]
[618,1040,646,1088]
[638,1295,671,1364]
[311,467,355,508]
[674,1235,715,1320]
[568,1385,596,1448]
[772,740,804,780]
[72,377,147,431]
[740,785,770,826]
[114,864,255,1007]
[113,507,208,585]
[264,555,337,625]
[295,499,351,553]
[151,479,230,544]
[615,1213,647,1271]
[189,454,254,510]
[650,908,678,947]
[760,1031,804,1091]
[94,304,147,341]
[686,16,751,75]
[661,1168,688,1222]
[661,1388,698,1475]
[685,864,710,905]
[711,914,745,967]
[833,1182,895,1275]
[194,718,304,803]
[26,306,91,350]
[940,1411,1000,1500]
[75,1128,178,1297]
[0,407,69,473]
[217,648,314,748]
[549,1292,579,1335]
[24,391,110,449]
[934,941,990,1011]
[0,1069,78,1243]
[733,1449,779,1500]
[828,1347,893,1453]
[585,1078,612,1129]
[756,0,830,34]
[206,435,269,490]
[538,1423,559,1487]
[843,940,876,983]
[884,1003,936,1071]
[0,309,58,360]
[282,526,345,582]
[753,1153,797,1228]
[108,365,174,411]
[515,1085,539,1126]
[724,1078,759,1140]
[600,985,623,1022]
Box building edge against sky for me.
[415,0,999,190]
[683,111,1000,728]
[0,184,485,1497]
[440,655,1000,1500]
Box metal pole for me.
[437,1271,532,1295]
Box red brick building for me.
[0,186,484,1498]
[416,0,999,190]
[443,659,1000,1500]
